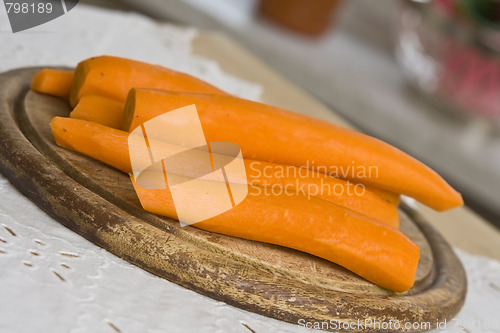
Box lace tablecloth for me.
[1,5,499,333]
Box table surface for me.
[1,4,499,333]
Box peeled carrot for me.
[245,161,399,227]
[70,95,124,128]
[50,117,400,227]
[69,55,227,107]
[50,116,419,291]
[132,178,419,292]
[50,117,131,173]
[31,69,74,98]
[365,185,401,206]
[59,94,404,210]
[122,89,463,211]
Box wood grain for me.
[0,68,466,332]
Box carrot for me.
[132,178,419,292]
[122,89,463,211]
[50,117,131,173]
[245,161,399,227]
[49,118,419,291]
[50,116,420,291]
[364,185,401,206]
[50,117,400,227]
[69,55,227,107]
[59,95,403,211]
[70,95,124,128]
[31,69,74,98]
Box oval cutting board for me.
[0,68,466,332]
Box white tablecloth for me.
[0,5,499,333]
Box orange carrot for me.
[70,95,124,128]
[50,116,420,291]
[31,69,74,98]
[60,95,403,210]
[132,178,419,292]
[245,161,399,227]
[50,117,131,173]
[69,55,227,107]
[122,89,463,211]
[50,117,400,227]
[365,185,401,206]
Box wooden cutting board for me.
[0,68,466,332]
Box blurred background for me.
[82,0,500,228]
